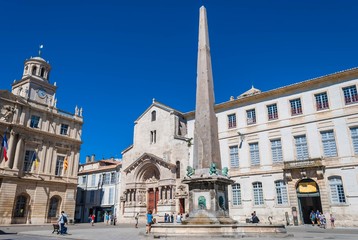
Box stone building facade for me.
[120,100,190,220]
[76,156,121,223]
[0,55,83,224]
[119,7,358,226]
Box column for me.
[40,143,48,173]
[45,143,53,174]
[12,136,23,170]
[72,151,80,177]
[50,147,57,175]
[158,187,162,201]
[5,130,16,168]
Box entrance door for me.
[147,188,159,213]
[298,195,322,224]
[296,179,322,224]
[148,189,155,211]
[179,198,185,214]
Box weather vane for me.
[38,44,44,57]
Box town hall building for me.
[0,54,83,224]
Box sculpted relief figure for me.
[0,105,15,121]
[186,166,195,177]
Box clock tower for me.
[11,55,57,106]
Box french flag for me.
[2,133,8,161]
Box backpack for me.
[62,215,68,223]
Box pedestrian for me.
[135,212,139,228]
[164,213,168,223]
[90,213,95,226]
[170,213,174,223]
[176,212,182,223]
[146,210,153,234]
[57,211,68,235]
[316,210,321,226]
[330,214,335,228]
[105,212,110,225]
[252,212,260,223]
[109,213,113,225]
[310,210,316,226]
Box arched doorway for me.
[47,196,61,223]
[12,193,30,224]
[136,161,161,213]
[296,179,322,224]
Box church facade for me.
[119,8,358,227]
[0,55,83,224]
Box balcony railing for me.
[283,158,323,170]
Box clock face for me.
[37,88,47,98]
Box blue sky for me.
[1,0,358,163]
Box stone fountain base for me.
[151,223,288,238]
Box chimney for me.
[91,154,95,162]
[86,155,90,163]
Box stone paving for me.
[1,223,358,240]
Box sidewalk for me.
[3,223,358,240]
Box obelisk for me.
[193,6,222,171]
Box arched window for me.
[232,183,241,206]
[252,182,264,205]
[275,180,288,205]
[48,196,60,218]
[14,195,28,217]
[151,110,156,121]
[32,66,37,75]
[328,176,346,204]
[40,67,45,77]
[176,161,180,179]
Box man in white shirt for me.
[57,211,68,235]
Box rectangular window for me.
[267,104,278,120]
[91,174,96,186]
[249,142,260,166]
[229,145,239,168]
[103,173,110,185]
[271,139,283,163]
[108,188,114,204]
[290,98,302,115]
[232,184,241,206]
[321,130,337,157]
[295,135,309,160]
[150,130,157,144]
[275,181,288,205]
[315,92,329,110]
[343,85,358,104]
[23,150,36,172]
[329,177,346,204]
[55,156,65,176]
[30,115,40,128]
[246,109,256,125]
[82,176,87,185]
[253,182,264,205]
[60,124,69,135]
[111,172,116,184]
[350,127,358,154]
[228,114,237,129]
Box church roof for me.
[134,99,184,123]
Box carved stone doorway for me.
[147,188,159,213]
[179,198,185,214]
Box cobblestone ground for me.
[1,223,358,240]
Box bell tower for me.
[11,48,57,106]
